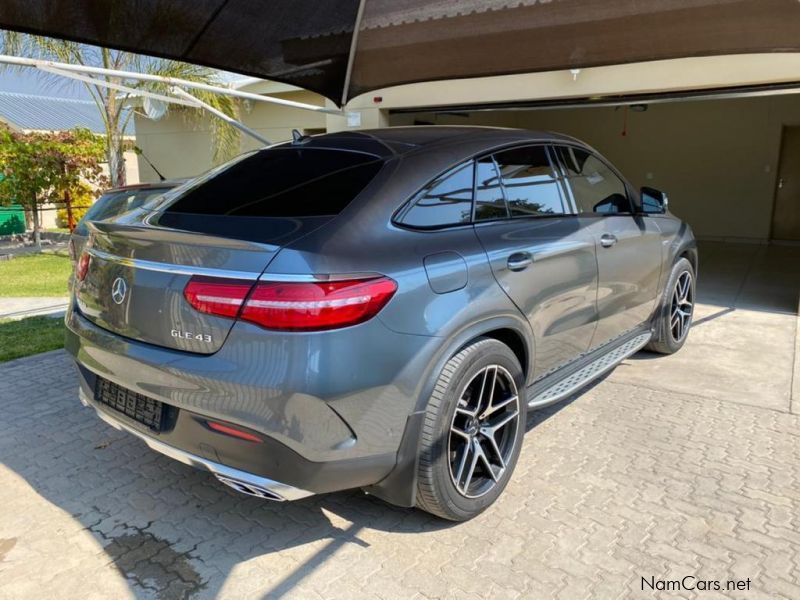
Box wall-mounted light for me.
[570,69,581,81]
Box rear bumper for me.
[80,387,312,501]
[66,302,441,496]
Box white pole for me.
[0,54,345,115]
[170,86,271,146]
[341,0,367,106]
[36,65,198,108]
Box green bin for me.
[0,204,26,235]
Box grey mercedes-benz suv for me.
[66,126,696,521]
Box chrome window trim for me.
[259,272,384,283]
[87,248,261,280]
[87,248,382,283]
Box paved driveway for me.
[0,297,69,320]
[0,242,798,599]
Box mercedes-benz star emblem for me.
[111,277,128,305]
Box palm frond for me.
[141,60,243,162]
[0,33,245,165]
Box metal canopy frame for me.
[0,53,346,146]
[340,0,366,106]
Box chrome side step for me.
[527,332,651,409]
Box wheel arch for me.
[457,327,529,384]
[677,245,698,275]
[364,314,534,507]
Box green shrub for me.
[56,183,97,228]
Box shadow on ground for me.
[0,348,594,599]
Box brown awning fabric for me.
[1,0,800,105]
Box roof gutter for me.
[388,81,800,114]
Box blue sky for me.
[0,65,243,99]
[0,68,90,98]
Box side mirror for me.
[640,187,668,214]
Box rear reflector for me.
[205,420,263,443]
[76,252,91,281]
[184,277,253,319]
[183,275,397,331]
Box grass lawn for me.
[0,316,65,362]
[0,252,72,297]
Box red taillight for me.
[76,252,91,281]
[183,275,397,331]
[184,277,253,319]
[241,277,397,331]
[205,420,263,443]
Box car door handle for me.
[600,234,618,248]
[507,252,533,271]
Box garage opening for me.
[390,90,800,411]
[392,92,800,243]
[392,91,800,319]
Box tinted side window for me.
[493,146,566,217]
[474,157,508,221]
[555,146,631,214]
[398,163,473,228]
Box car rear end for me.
[69,182,181,265]
[66,142,434,500]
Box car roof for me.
[352,126,579,146]
[285,126,586,159]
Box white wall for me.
[343,54,800,112]
[134,90,326,182]
[392,94,800,241]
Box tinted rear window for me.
[162,148,383,218]
[76,187,172,235]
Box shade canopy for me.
[1,0,800,105]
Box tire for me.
[647,257,695,354]
[416,338,526,521]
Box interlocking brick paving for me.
[1,350,798,599]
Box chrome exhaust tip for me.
[215,475,285,501]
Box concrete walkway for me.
[0,297,69,320]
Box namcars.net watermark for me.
[642,575,752,593]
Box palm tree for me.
[1,32,241,187]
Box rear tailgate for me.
[75,144,386,353]
[75,222,281,354]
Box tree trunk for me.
[65,187,75,232]
[107,129,126,188]
[30,201,41,250]
[105,83,126,188]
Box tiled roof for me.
[0,91,131,134]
